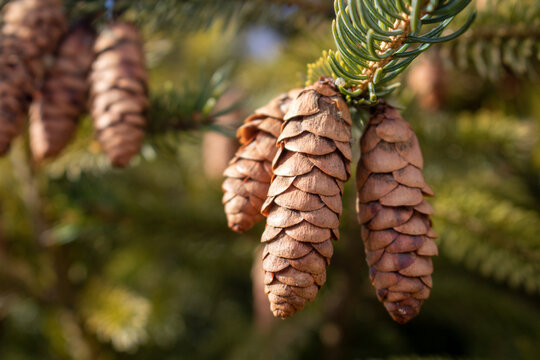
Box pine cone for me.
[261,78,352,318]
[222,89,300,233]
[0,0,66,155]
[89,22,148,168]
[356,102,438,324]
[30,25,96,161]
[1,0,66,78]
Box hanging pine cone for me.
[222,89,300,233]
[261,78,352,318]
[30,25,96,161]
[356,102,438,324]
[0,0,66,155]
[89,22,148,168]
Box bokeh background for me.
[0,0,539,359]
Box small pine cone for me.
[222,89,300,233]
[89,22,148,168]
[30,25,96,161]
[261,78,352,318]
[0,54,33,154]
[356,102,438,324]
[0,0,66,155]
[1,0,67,78]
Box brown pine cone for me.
[1,0,67,78]
[30,25,96,161]
[89,22,148,168]
[222,89,300,233]
[356,102,438,324]
[0,0,66,155]
[0,54,33,154]
[261,78,352,318]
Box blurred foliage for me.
[80,280,150,352]
[441,0,540,80]
[0,0,539,360]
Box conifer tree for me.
[0,1,537,359]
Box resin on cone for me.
[89,22,148,167]
[0,0,67,155]
[30,25,96,161]
[222,89,300,233]
[261,78,352,318]
[356,102,438,324]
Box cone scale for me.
[222,89,300,233]
[89,22,148,168]
[356,102,438,324]
[0,0,67,155]
[261,78,352,318]
[30,25,96,161]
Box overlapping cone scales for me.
[0,0,66,155]
[262,78,352,318]
[89,22,148,167]
[356,103,438,324]
[30,26,96,161]
[222,90,299,233]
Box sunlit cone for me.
[0,0,67,155]
[30,25,96,161]
[89,22,148,168]
[356,102,438,324]
[222,89,300,233]
[261,78,352,318]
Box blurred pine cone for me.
[407,53,446,111]
[222,89,300,233]
[0,0,66,155]
[356,102,438,324]
[203,90,243,179]
[30,25,96,161]
[261,78,352,318]
[89,22,148,168]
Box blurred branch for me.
[440,0,540,80]
[147,65,236,136]
[440,25,540,80]
[6,141,105,359]
[269,0,333,15]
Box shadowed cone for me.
[356,102,438,324]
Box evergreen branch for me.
[147,65,234,136]
[441,26,540,80]
[434,0,540,80]
[308,0,475,105]
[434,185,540,295]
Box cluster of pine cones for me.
[0,0,148,167]
[223,78,438,324]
